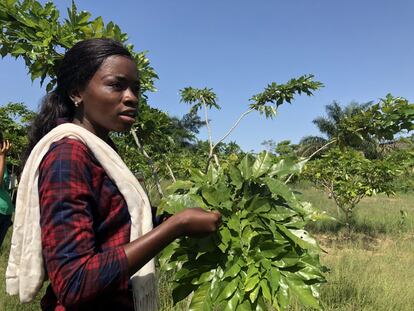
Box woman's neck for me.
[72,117,110,142]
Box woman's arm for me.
[123,208,221,276]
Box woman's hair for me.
[0,130,3,148]
[25,38,133,160]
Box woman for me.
[0,132,13,249]
[7,38,221,310]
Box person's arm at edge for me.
[0,140,10,187]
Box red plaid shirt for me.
[38,137,134,310]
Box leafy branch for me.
[162,76,327,310]
[180,75,323,172]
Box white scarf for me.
[6,123,157,310]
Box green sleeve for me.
[3,169,10,190]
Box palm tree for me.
[298,101,377,158]
[297,135,328,158]
[313,101,372,139]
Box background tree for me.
[274,140,298,158]
[261,139,278,152]
[303,95,414,233]
[303,148,403,234]
[0,102,35,170]
[0,0,157,93]
[299,101,376,158]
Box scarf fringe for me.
[132,273,158,311]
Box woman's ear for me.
[69,89,83,107]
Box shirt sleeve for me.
[3,169,10,190]
[39,140,130,307]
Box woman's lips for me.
[119,114,136,123]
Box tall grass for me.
[0,187,413,310]
[289,236,414,311]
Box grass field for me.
[1,186,413,310]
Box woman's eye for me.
[132,84,140,95]
[110,82,122,89]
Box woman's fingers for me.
[175,208,222,237]
[0,140,11,154]
[5,140,10,150]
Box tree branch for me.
[213,108,254,150]
[130,129,164,198]
[165,161,176,183]
[201,96,213,153]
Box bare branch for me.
[213,108,254,150]
[131,128,164,197]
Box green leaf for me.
[228,165,243,189]
[201,185,231,207]
[255,297,268,311]
[277,277,290,309]
[252,151,273,178]
[242,225,259,247]
[259,279,272,304]
[244,275,260,292]
[246,265,259,280]
[259,243,286,259]
[224,290,242,311]
[206,165,219,183]
[188,282,213,311]
[238,154,254,180]
[269,268,281,296]
[166,180,194,194]
[261,206,296,222]
[218,226,232,252]
[160,193,200,214]
[285,275,321,309]
[289,229,319,250]
[245,196,272,213]
[263,177,293,200]
[223,259,242,279]
[227,215,242,234]
[191,270,216,285]
[249,283,260,303]
[218,278,239,301]
[276,224,318,250]
[296,265,325,282]
[172,282,195,304]
[269,158,307,178]
[159,242,178,271]
[236,299,253,311]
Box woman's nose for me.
[123,87,139,105]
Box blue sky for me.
[1,0,413,151]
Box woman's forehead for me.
[97,55,138,79]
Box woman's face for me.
[73,55,140,139]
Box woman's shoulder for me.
[40,137,97,168]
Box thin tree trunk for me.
[344,208,351,238]
[165,162,176,183]
[130,129,164,198]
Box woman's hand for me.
[172,207,222,238]
[0,140,11,157]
